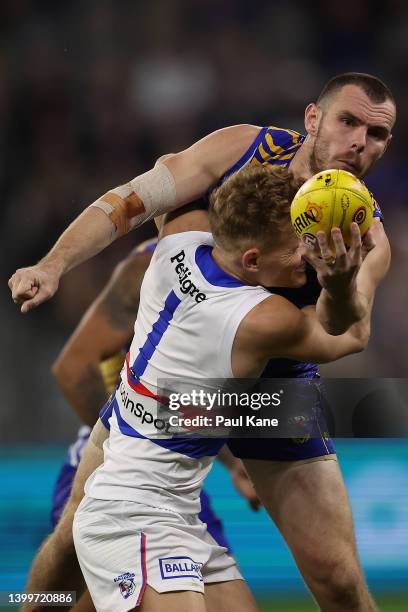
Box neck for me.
[289,135,314,180]
[211,246,256,286]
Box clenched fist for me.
[8,263,60,313]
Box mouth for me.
[336,160,359,174]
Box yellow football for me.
[290,169,375,251]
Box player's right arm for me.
[52,250,153,426]
[234,295,366,376]
[235,293,372,375]
[235,224,389,372]
[9,125,260,313]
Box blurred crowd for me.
[1,0,407,441]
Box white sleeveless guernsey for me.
[86,232,271,513]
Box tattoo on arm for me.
[99,254,152,332]
[61,363,108,427]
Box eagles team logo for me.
[114,572,136,599]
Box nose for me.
[351,125,367,153]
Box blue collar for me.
[195,244,245,288]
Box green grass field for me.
[259,596,408,611]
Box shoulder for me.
[244,293,304,334]
[237,294,307,359]
[157,230,213,250]
[264,125,305,146]
[199,124,262,149]
[183,124,263,176]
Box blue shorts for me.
[227,373,336,461]
[227,436,335,461]
[51,438,231,552]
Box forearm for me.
[316,287,367,336]
[344,268,380,350]
[217,445,239,470]
[40,207,116,277]
[341,232,390,344]
[319,268,380,354]
[53,361,108,427]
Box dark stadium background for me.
[1,1,407,610]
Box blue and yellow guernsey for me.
[220,125,305,182]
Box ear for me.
[304,103,321,136]
[379,133,392,158]
[242,248,260,272]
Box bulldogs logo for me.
[114,572,136,599]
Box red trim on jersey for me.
[136,532,147,607]
[125,352,218,430]
[126,352,162,400]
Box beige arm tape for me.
[89,162,177,236]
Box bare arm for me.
[9,124,260,313]
[343,218,391,345]
[52,251,152,425]
[235,293,373,380]
[235,225,390,371]
[236,296,368,373]
[310,221,390,335]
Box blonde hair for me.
[209,165,299,253]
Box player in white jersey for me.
[73,165,389,612]
[10,73,395,611]
[22,238,258,612]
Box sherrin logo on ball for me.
[290,169,375,250]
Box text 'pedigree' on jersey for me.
[170,250,207,303]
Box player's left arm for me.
[9,124,259,313]
[53,251,152,426]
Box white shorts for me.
[73,496,243,612]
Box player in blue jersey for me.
[11,73,396,610]
[23,238,259,612]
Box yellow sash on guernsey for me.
[100,353,126,395]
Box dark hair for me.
[209,165,299,254]
[317,72,395,107]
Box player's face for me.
[310,85,395,178]
[257,231,307,288]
